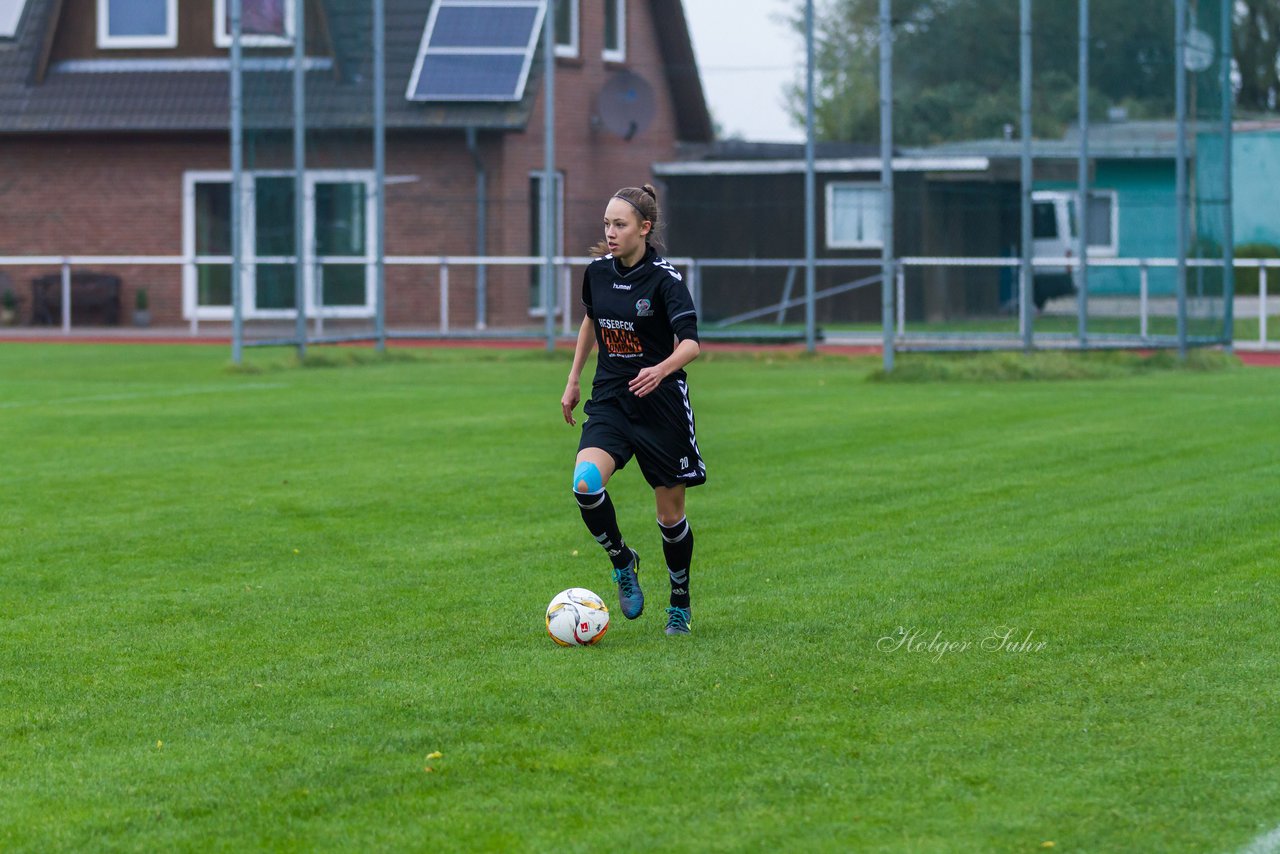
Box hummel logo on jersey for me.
[612,282,632,291]
[636,299,653,317]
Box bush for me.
[1231,243,1280,296]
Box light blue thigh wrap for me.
[573,460,604,493]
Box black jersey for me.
[581,245,699,400]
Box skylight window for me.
[406,0,546,102]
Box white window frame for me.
[825,181,884,250]
[183,170,376,321]
[96,0,177,49]
[554,0,579,58]
[602,0,625,62]
[214,0,295,48]
[1085,189,1119,258]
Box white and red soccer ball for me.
[545,588,610,646]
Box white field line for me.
[1237,824,1280,854]
[0,383,289,410]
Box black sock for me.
[574,489,632,570]
[659,517,693,610]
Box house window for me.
[97,0,177,49]
[0,0,30,38]
[529,171,564,314]
[184,171,374,320]
[554,0,578,58]
[603,0,625,62]
[1085,190,1118,257]
[192,182,233,308]
[826,182,884,249]
[214,0,295,48]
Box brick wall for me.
[0,0,687,330]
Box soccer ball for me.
[546,588,610,646]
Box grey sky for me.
[682,0,805,142]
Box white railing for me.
[1,254,1276,348]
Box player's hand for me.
[629,365,667,398]
[561,383,581,425]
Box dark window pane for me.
[604,0,619,53]
[555,0,574,47]
[1087,194,1112,247]
[315,183,365,257]
[197,264,231,306]
[255,177,295,256]
[226,0,288,37]
[1032,203,1058,239]
[319,264,365,306]
[196,183,232,256]
[255,263,296,309]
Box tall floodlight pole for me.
[1220,0,1234,349]
[374,0,386,351]
[293,0,307,358]
[879,0,894,373]
[1019,0,1033,352]
[230,0,244,364]
[1076,0,1089,348]
[1175,0,1189,358]
[542,5,556,352]
[803,0,816,354]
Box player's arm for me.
[562,315,596,425]
[628,336,699,398]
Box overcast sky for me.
[682,0,805,143]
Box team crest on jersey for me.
[635,298,654,317]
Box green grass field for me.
[2,343,1278,852]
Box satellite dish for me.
[595,70,656,141]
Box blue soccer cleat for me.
[612,549,644,619]
[664,605,691,636]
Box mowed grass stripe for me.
[1,343,1278,852]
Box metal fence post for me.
[1261,265,1269,346]
[896,266,905,336]
[313,260,324,338]
[690,260,701,320]
[879,0,895,372]
[60,260,71,334]
[561,264,572,336]
[440,260,450,334]
[1140,261,1150,340]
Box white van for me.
[1031,191,1079,309]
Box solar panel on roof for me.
[406,0,546,103]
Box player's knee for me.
[657,510,685,528]
[572,460,604,495]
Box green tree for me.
[791,0,1274,145]
[1235,0,1280,113]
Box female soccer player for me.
[561,184,705,636]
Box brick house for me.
[0,0,711,329]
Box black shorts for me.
[578,380,707,490]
